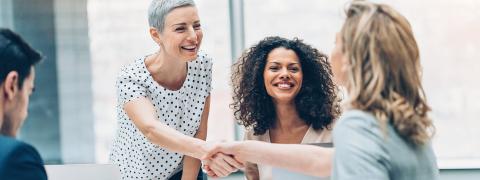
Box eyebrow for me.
[171,20,201,27]
[267,61,300,65]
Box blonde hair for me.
[340,0,434,145]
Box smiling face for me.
[263,47,303,104]
[153,6,203,61]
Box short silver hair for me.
[148,0,196,32]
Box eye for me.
[175,27,186,32]
[289,67,300,72]
[193,24,201,30]
[269,66,279,71]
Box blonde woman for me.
[203,1,439,179]
[330,0,438,179]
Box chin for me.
[184,54,198,62]
[272,95,296,103]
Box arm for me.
[181,96,210,180]
[124,97,207,159]
[204,141,333,177]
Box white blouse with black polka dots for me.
[110,53,212,180]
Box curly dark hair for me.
[231,36,341,135]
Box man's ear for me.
[3,71,19,100]
[149,27,162,45]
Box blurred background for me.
[1,0,479,179]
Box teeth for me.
[183,45,196,50]
[278,83,291,88]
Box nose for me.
[279,68,290,80]
[186,27,198,42]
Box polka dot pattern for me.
[110,53,212,179]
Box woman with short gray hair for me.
[109,0,242,179]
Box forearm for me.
[144,123,206,159]
[236,141,333,177]
[125,97,208,159]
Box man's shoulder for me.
[0,135,42,163]
[0,136,47,180]
[0,136,26,157]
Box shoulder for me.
[0,136,43,163]
[335,110,379,133]
[192,51,213,70]
[308,125,333,143]
[243,129,269,142]
[332,110,391,179]
[0,137,46,179]
[333,109,386,152]
[0,136,23,159]
[116,58,150,88]
[117,58,149,80]
[196,51,212,64]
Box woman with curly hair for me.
[233,36,340,180]
[203,36,340,179]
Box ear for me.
[149,27,162,45]
[3,71,19,101]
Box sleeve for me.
[116,66,148,106]
[3,143,48,180]
[202,54,213,95]
[332,112,390,180]
[244,162,260,180]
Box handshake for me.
[200,141,246,178]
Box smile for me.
[274,81,295,90]
[181,45,197,51]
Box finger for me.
[222,154,244,169]
[209,156,230,177]
[202,164,212,173]
[209,163,229,177]
[213,153,236,172]
[215,153,237,172]
[205,168,216,177]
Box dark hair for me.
[231,36,341,135]
[0,28,42,89]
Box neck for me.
[273,101,306,131]
[146,51,187,87]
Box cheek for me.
[295,72,303,86]
[331,51,344,78]
[20,93,29,112]
[263,71,274,92]
[197,31,203,41]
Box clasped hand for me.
[201,142,244,178]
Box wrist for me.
[230,141,248,161]
[188,138,207,159]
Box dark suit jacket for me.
[0,135,48,180]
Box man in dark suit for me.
[0,28,47,180]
